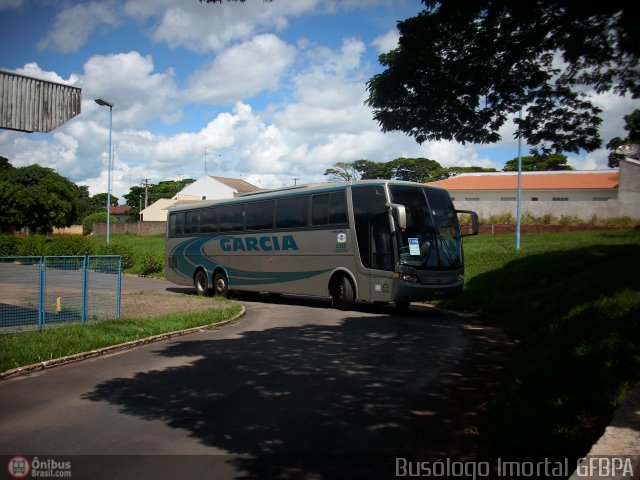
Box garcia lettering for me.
[220,235,298,252]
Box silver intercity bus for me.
[166,180,479,310]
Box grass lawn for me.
[0,298,241,373]
[93,233,165,277]
[445,229,640,459]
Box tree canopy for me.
[123,179,195,220]
[0,159,79,234]
[323,158,495,183]
[502,153,573,172]
[366,1,639,155]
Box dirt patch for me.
[120,292,226,319]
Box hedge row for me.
[0,234,162,275]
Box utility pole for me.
[140,178,151,209]
[292,177,300,186]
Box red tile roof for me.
[430,171,619,190]
[109,206,132,215]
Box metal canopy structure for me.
[0,70,81,133]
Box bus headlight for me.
[399,273,418,283]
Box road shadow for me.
[83,313,509,478]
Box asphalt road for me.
[0,283,500,480]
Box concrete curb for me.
[568,382,640,479]
[0,305,246,381]
[421,302,480,318]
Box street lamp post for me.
[95,98,114,252]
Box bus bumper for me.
[392,273,464,302]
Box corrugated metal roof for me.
[0,70,81,133]
[430,171,619,190]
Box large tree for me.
[323,157,488,183]
[123,179,196,212]
[0,161,78,234]
[502,153,573,172]
[366,1,639,155]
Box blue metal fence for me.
[0,256,122,333]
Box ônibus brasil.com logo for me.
[7,456,72,478]
[7,456,30,479]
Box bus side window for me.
[220,204,245,232]
[329,192,347,224]
[246,200,275,230]
[311,195,329,225]
[276,197,308,228]
[184,211,200,235]
[200,207,219,233]
[170,212,184,237]
[312,192,347,226]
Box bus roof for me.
[167,179,446,212]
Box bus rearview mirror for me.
[386,203,407,231]
[456,210,479,236]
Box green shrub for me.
[485,213,515,224]
[97,243,134,269]
[82,213,118,235]
[0,234,19,255]
[138,253,164,276]
[558,215,583,226]
[45,235,96,256]
[16,235,47,256]
[598,216,637,227]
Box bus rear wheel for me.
[331,275,355,311]
[194,269,210,296]
[214,271,229,298]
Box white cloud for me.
[590,92,640,144]
[567,149,609,171]
[187,34,296,105]
[82,52,180,128]
[0,0,23,11]
[371,29,399,54]
[420,141,495,169]
[124,0,320,53]
[38,1,120,53]
[14,63,80,86]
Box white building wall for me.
[140,198,176,222]
[449,189,617,202]
[452,200,623,221]
[174,178,235,200]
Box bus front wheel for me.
[214,271,229,298]
[194,269,210,296]
[331,275,355,311]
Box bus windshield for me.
[389,186,462,269]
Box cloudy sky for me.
[1,0,638,201]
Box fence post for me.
[40,257,46,330]
[116,256,122,319]
[82,256,88,323]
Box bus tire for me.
[395,300,410,311]
[213,271,229,298]
[194,269,211,296]
[331,275,355,311]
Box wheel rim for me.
[195,272,207,294]
[216,276,227,295]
